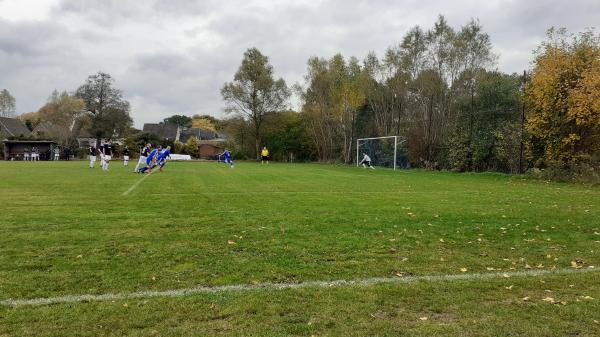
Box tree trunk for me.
[255,137,260,160]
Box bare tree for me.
[221,48,290,159]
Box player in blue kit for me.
[157,146,171,172]
[138,146,161,173]
[221,149,234,168]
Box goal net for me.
[356,136,408,170]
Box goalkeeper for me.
[359,153,375,169]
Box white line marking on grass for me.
[144,191,427,196]
[122,172,154,196]
[2,268,596,307]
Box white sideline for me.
[122,171,154,196]
[1,268,596,307]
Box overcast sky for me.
[0,0,598,128]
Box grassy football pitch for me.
[0,161,599,336]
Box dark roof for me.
[180,128,217,142]
[198,128,217,140]
[143,123,179,139]
[3,140,55,144]
[0,117,31,137]
[198,139,227,145]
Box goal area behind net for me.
[356,136,409,170]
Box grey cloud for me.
[0,18,89,114]
[153,0,217,16]
[0,20,71,57]
[1,0,598,127]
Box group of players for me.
[86,143,342,172]
[88,140,171,173]
[88,139,116,171]
[86,143,374,171]
[133,143,171,174]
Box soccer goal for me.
[356,136,408,170]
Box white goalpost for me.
[356,136,404,170]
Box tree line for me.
[222,16,599,175]
[8,15,598,176]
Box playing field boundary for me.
[2,268,596,307]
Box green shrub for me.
[529,161,600,185]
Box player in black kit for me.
[89,145,97,168]
[134,143,151,173]
[123,146,130,167]
[101,139,114,171]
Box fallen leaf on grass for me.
[581,295,594,300]
[541,297,566,305]
[370,311,386,319]
[419,317,428,321]
[460,268,468,272]
[522,296,530,301]
[571,261,582,269]
[227,240,236,245]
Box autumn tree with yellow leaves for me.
[525,28,600,166]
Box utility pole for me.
[468,77,475,171]
[519,70,526,174]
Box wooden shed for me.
[198,143,223,159]
[3,140,57,161]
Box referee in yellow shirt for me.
[261,146,269,165]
